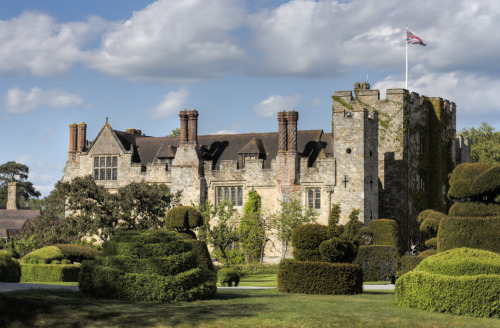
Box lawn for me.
[0,288,498,327]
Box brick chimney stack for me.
[68,123,77,160]
[77,122,87,152]
[6,182,20,210]
[188,109,199,145]
[287,110,298,153]
[278,111,287,153]
[179,110,188,145]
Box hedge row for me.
[353,245,397,281]
[397,255,426,276]
[102,241,192,259]
[21,264,80,282]
[292,248,322,262]
[79,262,216,302]
[448,202,500,217]
[278,260,363,295]
[368,219,398,246]
[23,246,64,264]
[54,244,100,262]
[437,216,500,253]
[0,252,21,282]
[319,238,356,263]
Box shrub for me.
[448,163,491,186]
[418,249,437,257]
[469,164,500,198]
[292,248,322,262]
[79,230,216,302]
[356,226,373,245]
[23,246,64,264]
[319,238,356,263]
[21,264,80,282]
[424,237,437,249]
[353,245,397,281]
[291,223,328,250]
[368,219,398,246]
[419,211,447,235]
[54,244,100,263]
[396,248,500,317]
[341,209,363,242]
[416,209,434,224]
[448,202,500,217]
[217,268,240,287]
[327,204,341,238]
[396,255,427,276]
[0,252,21,282]
[165,206,203,231]
[278,260,363,295]
[190,240,214,271]
[437,216,500,253]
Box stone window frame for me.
[215,185,243,207]
[305,187,321,210]
[93,155,118,181]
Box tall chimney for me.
[188,109,199,145]
[179,110,188,145]
[68,123,77,160]
[77,122,87,152]
[287,110,298,153]
[278,111,287,153]
[6,182,20,210]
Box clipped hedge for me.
[21,264,80,282]
[165,206,203,230]
[396,248,500,317]
[368,219,399,246]
[23,246,64,264]
[437,216,500,253]
[424,237,437,249]
[292,248,322,262]
[217,268,240,287]
[448,202,500,217]
[278,260,363,295]
[353,245,397,281]
[419,211,447,235]
[190,240,214,271]
[0,252,21,282]
[469,164,500,198]
[448,163,491,186]
[291,224,328,250]
[54,244,100,263]
[319,238,356,263]
[79,230,216,302]
[397,255,426,276]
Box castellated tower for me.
[332,87,379,225]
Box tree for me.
[269,197,317,257]
[168,128,180,137]
[238,190,268,263]
[0,161,41,207]
[459,122,500,165]
[327,203,341,238]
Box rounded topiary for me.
[368,219,399,246]
[424,237,437,249]
[291,223,328,250]
[0,252,21,282]
[165,206,203,231]
[319,237,356,263]
[469,164,500,198]
[54,244,100,263]
[23,246,64,264]
[448,163,491,186]
[356,226,373,245]
[419,211,447,235]
[217,268,240,287]
[396,248,500,317]
[293,248,322,262]
[448,202,500,217]
[79,230,217,302]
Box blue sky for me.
[1,0,499,196]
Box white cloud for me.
[0,11,109,76]
[148,87,189,119]
[85,0,246,82]
[4,87,84,114]
[254,94,302,118]
[211,129,239,135]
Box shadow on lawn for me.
[0,289,280,327]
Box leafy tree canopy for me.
[459,122,500,165]
[0,161,41,206]
[168,128,180,137]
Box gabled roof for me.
[238,138,266,155]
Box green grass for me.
[1,288,498,327]
[238,274,277,287]
[21,281,79,286]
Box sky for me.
[1,0,499,197]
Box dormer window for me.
[94,156,118,181]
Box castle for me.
[62,83,470,261]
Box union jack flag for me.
[406,30,427,46]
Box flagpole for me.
[405,25,408,90]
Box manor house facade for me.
[62,83,470,261]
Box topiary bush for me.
[54,244,100,263]
[0,252,21,282]
[23,246,64,264]
[448,202,500,217]
[368,219,399,246]
[79,230,216,302]
[319,237,356,263]
[278,260,363,295]
[21,264,80,282]
[217,268,240,287]
[353,245,397,281]
[469,164,500,199]
[165,206,203,231]
[190,240,214,272]
[448,163,491,189]
[437,216,500,253]
[396,248,500,317]
[291,223,328,261]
